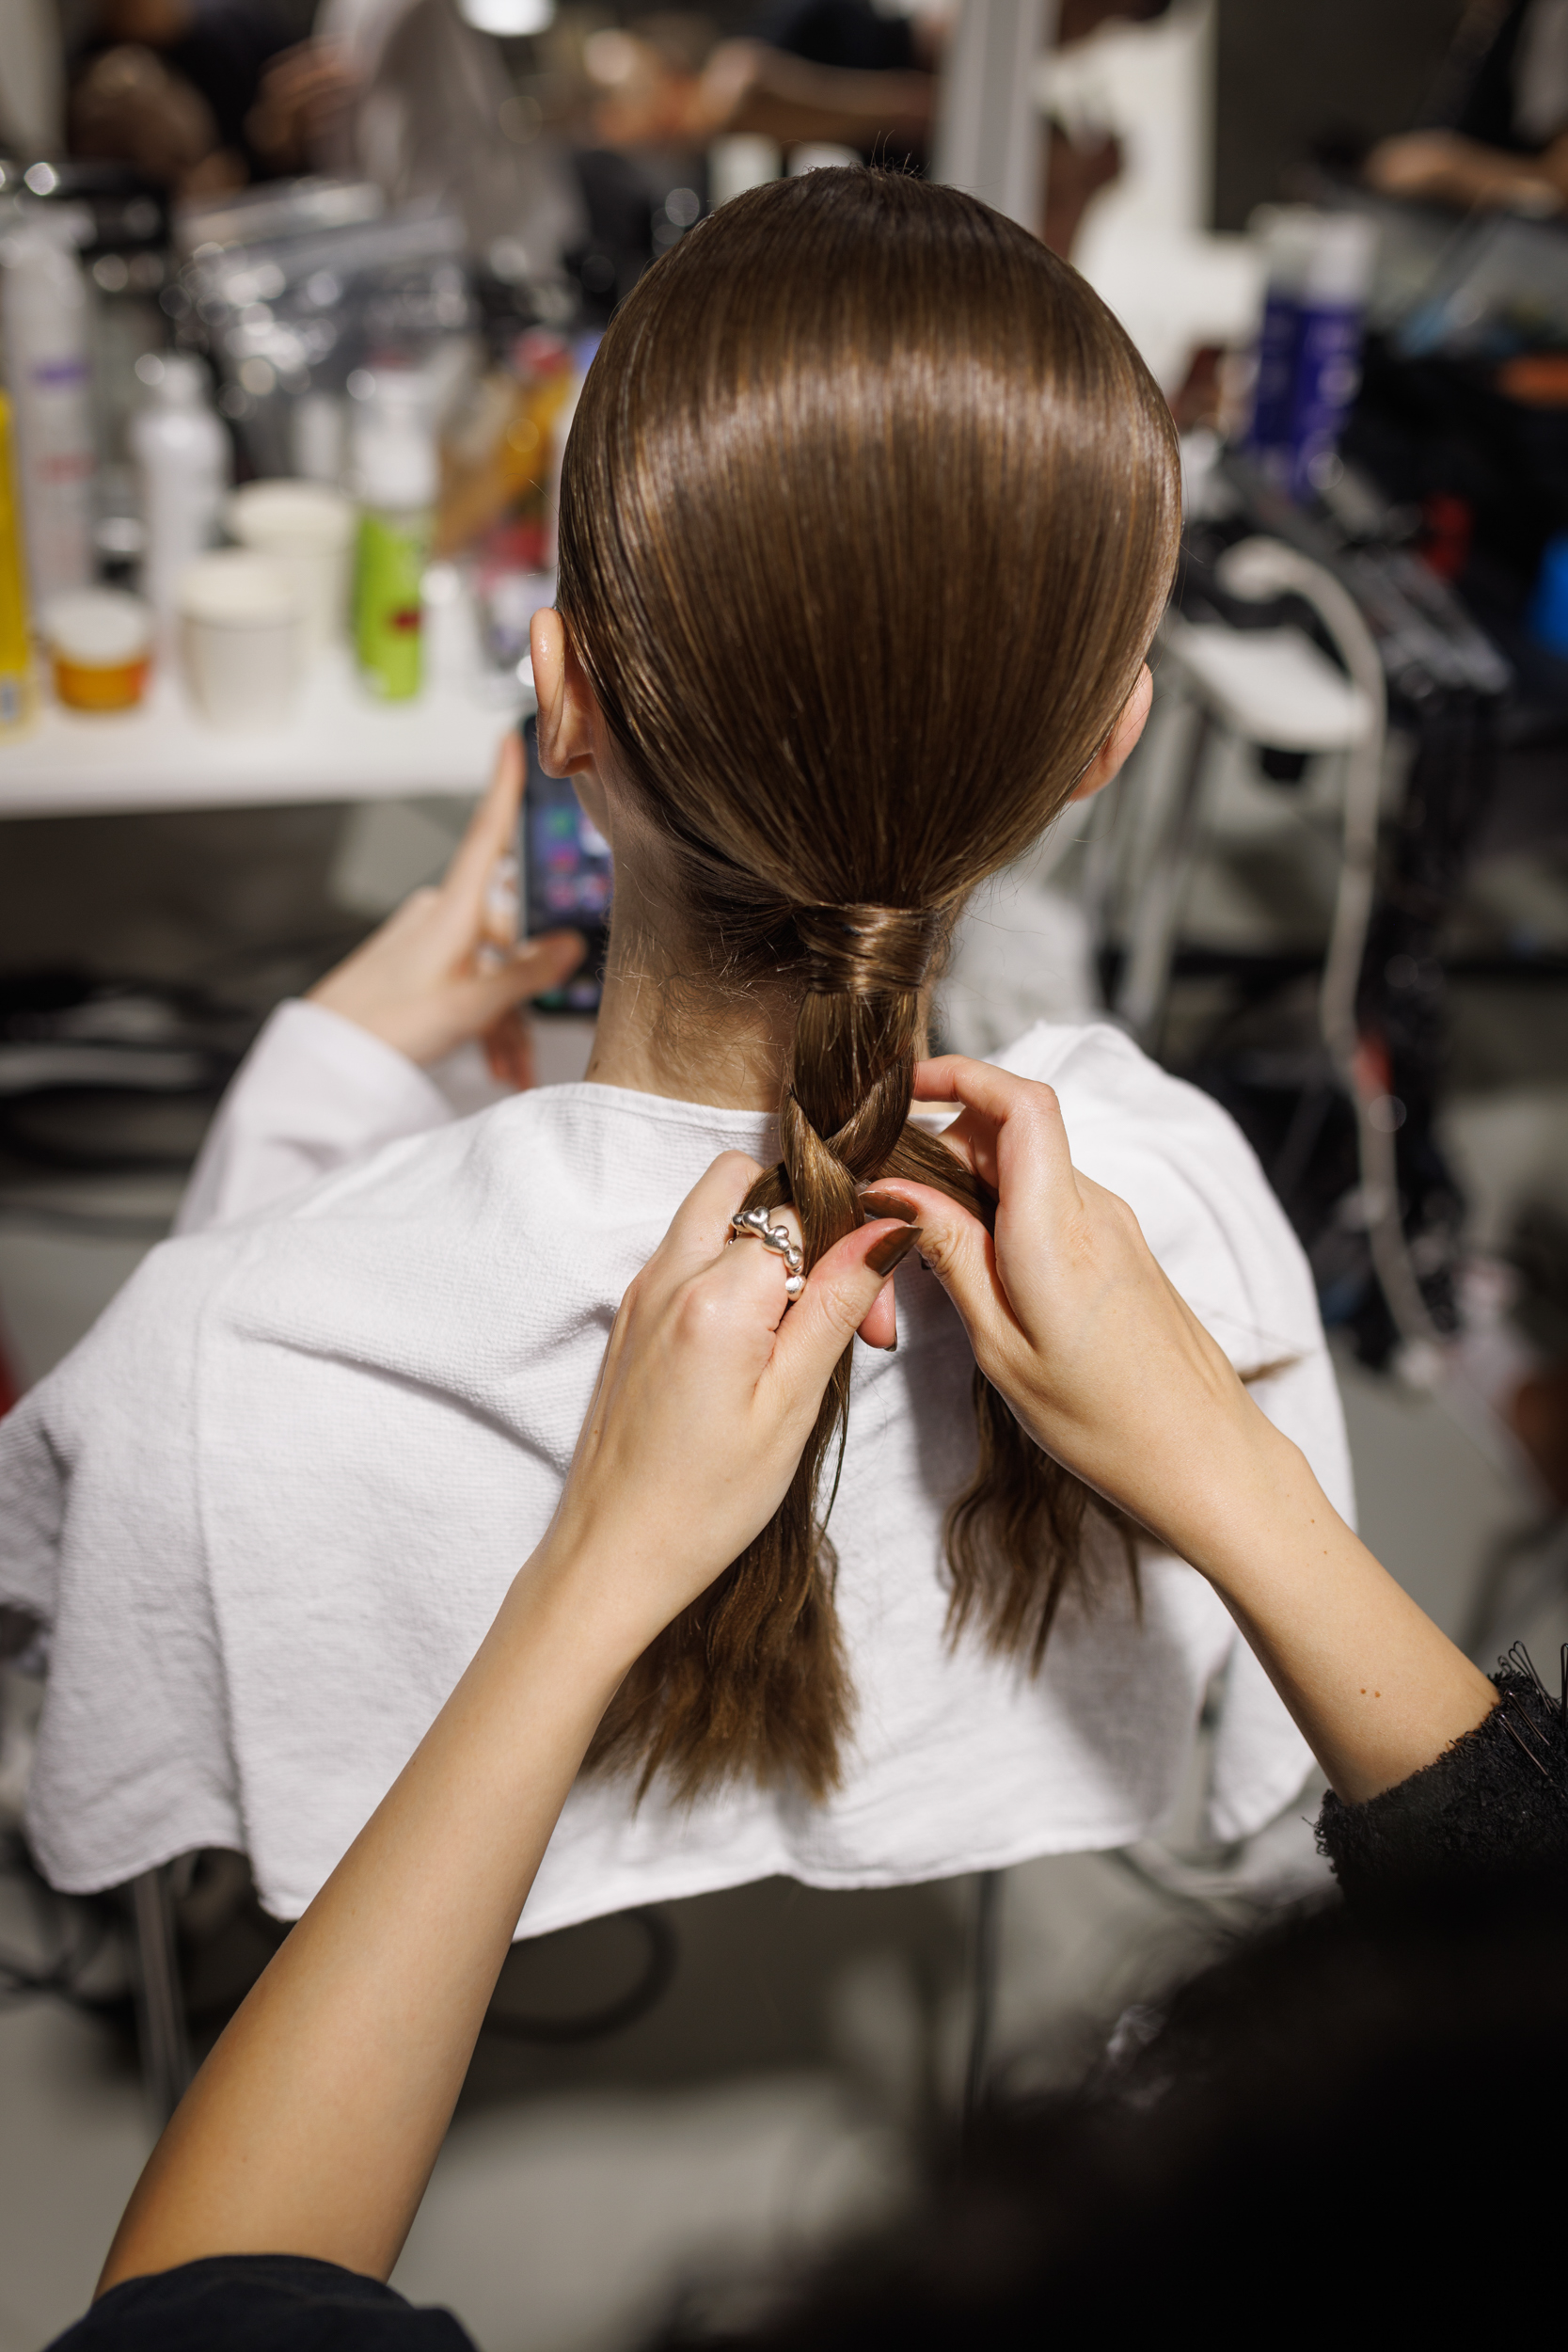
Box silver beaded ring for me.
[729,1204,806,1297]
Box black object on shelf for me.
[0,973,254,1172]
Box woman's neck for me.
[581,939,798,1113]
[572,853,931,1113]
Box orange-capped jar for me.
[40,589,153,711]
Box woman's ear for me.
[531,608,598,777]
[1069,662,1153,803]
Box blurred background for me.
[2,2,1567,2344]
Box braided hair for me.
[557,167,1181,1801]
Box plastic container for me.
[352,373,436,701]
[130,353,230,643]
[0,392,35,738]
[178,550,302,729]
[40,588,153,711]
[1286,214,1377,502]
[0,216,95,605]
[1245,206,1316,483]
[224,479,356,658]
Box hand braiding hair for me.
[591,898,1133,1804]
[563,167,1180,1802]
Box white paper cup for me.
[178,551,302,730]
[222,480,356,658]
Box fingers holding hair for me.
[910,1057,1078,1213]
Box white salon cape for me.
[0,1003,1348,1933]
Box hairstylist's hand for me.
[863,1057,1498,1809]
[96,1159,921,2300]
[538,1152,921,1661]
[861,1057,1276,1566]
[308,732,585,1082]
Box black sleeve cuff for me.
[1316,1661,1568,1913]
[47,2253,475,2351]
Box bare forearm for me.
[95,1152,901,2297]
[711,44,934,147]
[1180,1422,1497,1805]
[1366,129,1567,212]
[99,1550,634,2294]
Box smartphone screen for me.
[519,713,611,1014]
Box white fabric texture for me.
[175,998,458,1236]
[0,1005,1349,1932]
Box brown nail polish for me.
[866,1224,922,1277]
[859,1190,918,1224]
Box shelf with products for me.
[0,646,526,821]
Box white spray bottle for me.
[130,353,230,644]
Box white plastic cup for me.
[178,550,302,730]
[222,479,356,659]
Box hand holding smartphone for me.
[517,712,611,1014]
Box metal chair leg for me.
[130,1863,193,2127]
[962,1867,1002,2139]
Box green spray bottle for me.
[352,373,436,700]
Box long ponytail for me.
[564,167,1180,1801]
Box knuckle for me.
[815,1282,864,1340]
[713,1148,764,1188]
[674,1280,731,1343]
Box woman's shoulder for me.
[276,1078,773,1225]
[987,1020,1323,1363]
[990,1017,1240,1134]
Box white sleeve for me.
[176,999,456,1236]
[0,1233,248,1885]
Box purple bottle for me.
[1286,215,1378,503]
[1246,208,1317,487]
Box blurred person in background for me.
[60,0,1182,265]
[584,0,1173,253]
[68,0,356,193]
[1367,0,1568,215]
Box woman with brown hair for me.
[55,1065,1533,2348]
[0,168,1350,1943]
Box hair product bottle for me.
[0,215,95,605]
[129,353,230,644]
[352,374,436,701]
[0,392,37,738]
[1245,206,1316,485]
[1286,214,1377,503]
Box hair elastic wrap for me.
[794,904,943,996]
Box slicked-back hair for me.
[557,167,1180,1803]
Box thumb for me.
[855,1183,999,1332]
[767,1219,923,1402]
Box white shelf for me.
[0,651,524,820]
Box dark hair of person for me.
[656,1880,1568,2345]
[556,167,1180,1804]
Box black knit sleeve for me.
[46,2254,475,2351]
[1316,1651,1568,1912]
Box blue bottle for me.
[1286,215,1377,503]
[1246,208,1316,486]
